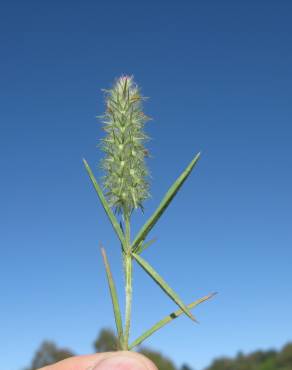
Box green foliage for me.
[26,341,74,370]
[93,328,119,352]
[278,343,292,369]
[206,345,292,370]
[181,364,194,370]
[84,76,211,349]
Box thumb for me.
[90,351,157,370]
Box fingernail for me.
[92,353,149,370]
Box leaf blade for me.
[132,252,196,321]
[100,246,124,347]
[133,237,157,254]
[129,292,216,349]
[131,152,201,250]
[83,159,125,249]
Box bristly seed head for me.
[99,75,151,216]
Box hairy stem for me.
[123,213,132,350]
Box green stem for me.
[123,212,132,350]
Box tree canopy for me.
[206,344,292,370]
[26,341,74,370]
[93,328,177,370]
[26,329,292,370]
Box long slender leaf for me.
[129,292,217,349]
[131,152,201,250]
[100,246,124,347]
[83,159,125,249]
[132,253,196,321]
[133,237,157,254]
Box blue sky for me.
[0,1,292,369]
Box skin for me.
[39,351,158,370]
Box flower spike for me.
[99,75,151,216]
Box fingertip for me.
[91,352,157,370]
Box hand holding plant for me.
[83,75,215,351]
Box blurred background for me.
[0,1,291,369]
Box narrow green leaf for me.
[131,152,201,251]
[132,253,196,321]
[100,246,124,347]
[133,237,157,254]
[83,159,125,250]
[129,292,216,349]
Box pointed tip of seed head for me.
[120,73,132,79]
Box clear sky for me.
[1,1,292,370]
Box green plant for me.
[83,75,215,351]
